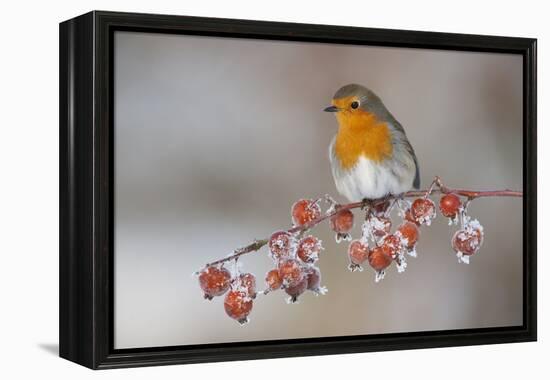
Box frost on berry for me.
[411,198,436,226]
[404,208,420,226]
[440,193,462,224]
[236,273,257,299]
[297,236,323,264]
[452,217,484,264]
[305,266,327,295]
[330,209,354,243]
[291,199,321,227]
[268,231,293,261]
[381,234,402,259]
[395,255,408,273]
[368,246,393,273]
[278,259,305,288]
[368,243,394,282]
[285,277,308,304]
[396,222,419,255]
[264,269,283,293]
[362,216,391,243]
[224,290,253,324]
[347,239,370,272]
[198,266,231,300]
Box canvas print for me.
[114,31,523,349]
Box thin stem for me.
[203,176,522,267]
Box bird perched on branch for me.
[324,84,420,202]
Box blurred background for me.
[114,31,523,349]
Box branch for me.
[204,176,522,268]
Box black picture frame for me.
[59,10,537,369]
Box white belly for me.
[335,156,412,201]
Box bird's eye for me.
[350,101,359,109]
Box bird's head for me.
[324,84,388,127]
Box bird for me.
[324,84,420,203]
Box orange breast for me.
[334,110,393,170]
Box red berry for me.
[224,290,253,324]
[368,246,393,272]
[297,236,322,264]
[265,269,283,292]
[198,266,231,300]
[404,208,420,226]
[411,198,436,226]
[237,273,257,298]
[305,266,321,291]
[397,222,419,249]
[284,277,308,303]
[440,194,462,218]
[291,199,321,226]
[452,227,483,256]
[278,259,305,288]
[348,240,370,266]
[330,209,354,233]
[381,234,402,259]
[268,230,292,260]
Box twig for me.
[204,176,522,267]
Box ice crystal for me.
[374,270,386,283]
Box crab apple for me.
[404,208,420,226]
[305,266,321,291]
[198,266,231,300]
[268,230,292,260]
[297,236,323,264]
[348,240,370,271]
[330,209,354,233]
[265,269,283,292]
[411,198,436,226]
[371,216,392,238]
[452,227,483,256]
[224,290,253,324]
[368,246,393,272]
[397,222,419,249]
[381,234,402,259]
[285,277,308,303]
[291,199,321,226]
[278,259,305,288]
[440,193,462,218]
[237,273,257,298]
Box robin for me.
[324,84,420,202]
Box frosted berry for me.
[224,290,253,324]
[404,208,420,226]
[278,259,305,288]
[198,266,231,300]
[268,231,292,260]
[452,226,483,256]
[411,198,436,226]
[348,240,370,271]
[440,194,462,218]
[305,266,321,291]
[397,222,419,249]
[291,199,321,226]
[265,269,283,292]
[330,209,354,233]
[297,236,323,264]
[381,234,402,259]
[285,277,308,303]
[237,273,257,298]
[368,246,393,272]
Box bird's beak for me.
[323,105,339,113]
